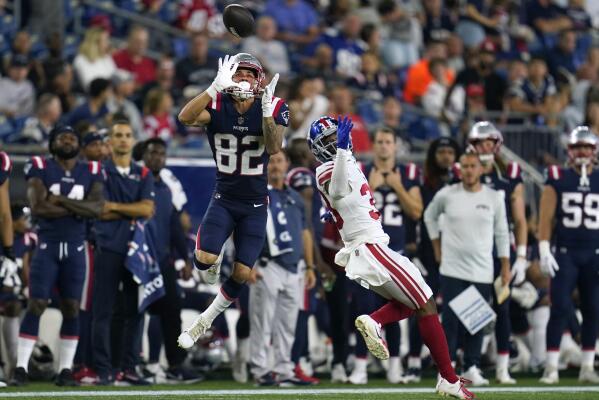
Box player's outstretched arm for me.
[54,181,105,218]
[179,55,241,126]
[262,73,284,154]
[328,116,353,200]
[27,177,70,219]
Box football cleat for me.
[539,366,559,384]
[436,377,476,399]
[402,367,422,383]
[579,366,599,383]
[178,314,210,349]
[355,315,390,360]
[495,367,516,384]
[386,356,404,384]
[348,362,368,385]
[331,363,348,383]
[462,366,489,386]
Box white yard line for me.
[2,387,599,397]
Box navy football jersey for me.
[205,93,289,201]
[480,162,522,224]
[0,151,11,185]
[364,163,420,252]
[25,156,103,242]
[286,166,324,242]
[546,165,599,249]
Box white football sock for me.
[2,316,20,367]
[16,337,36,371]
[546,350,560,369]
[58,338,79,371]
[527,306,549,368]
[408,356,422,369]
[581,350,595,369]
[496,353,510,370]
[202,291,233,324]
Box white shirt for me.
[73,54,117,90]
[424,183,509,284]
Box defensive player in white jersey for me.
[308,116,475,400]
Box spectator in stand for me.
[328,85,371,153]
[506,57,558,124]
[403,40,454,105]
[5,30,45,89]
[567,0,592,32]
[585,101,599,134]
[348,52,393,100]
[140,0,172,54]
[107,70,143,137]
[526,0,572,47]
[20,93,62,144]
[422,58,450,119]
[286,75,329,141]
[303,13,365,79]
[446,34,465,74]
[380,96,408,141]
[138,55,180,110]
[242,16,290,75]
[175,32,219,91]
[546,29,583,77]
[447,40,507,112]
[301,43,336,81]
[177,0,217,33]
[377,0,423,69]
[43,61,77,114]
[0,55,36,118]
[143,88,176,141]
[422,0,456,43]
[360,23,382,54]
[455,0,501,49]
[113,25,156,88]
[65,78,112,128]
[73,27,117,92]
[264,0,320,48]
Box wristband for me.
[539,241,550,254]
[174,259,186,271]
[516,245,527,258]
[206,84,218,100]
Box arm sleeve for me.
[423,188,446,240]
[494,191,510,258]
[329,149,352,200]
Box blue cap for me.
[82,132,104,148]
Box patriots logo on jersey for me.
[281,110,290,125]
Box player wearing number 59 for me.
[310,116,474,399]
[177,53,288,348]
[537,126,599,385]
[13,126,104,386]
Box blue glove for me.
[320,209,334,224]
[336,115,353,150]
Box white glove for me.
[0,256,21,290]
[261,73,280,117]
[511,257,528,285]
[206,55,241,100]
[539,240,559,278]
[510,281,539,309]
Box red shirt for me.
[112,49,156,86]
[329,113,371,153]
[143,113,176,141]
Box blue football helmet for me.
[308,116,352,162]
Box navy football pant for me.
[197,193,267,267]
[91,249,141,377]
[547,248,599,351]
[441,276,492,370]
[324,270,350,366]
[29,240,86,300]
[493,257,512,354]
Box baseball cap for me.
[82,131,105,148]
[10,54,29,68]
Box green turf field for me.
[2,377,599,400]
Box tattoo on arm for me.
[263,117,283,155]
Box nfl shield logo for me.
[238,116,244,125]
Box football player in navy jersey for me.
[12,126,105,387]
[538,126,599,384]
[177,53,289,348]
[466,121,527,384]
[345,127,422,384]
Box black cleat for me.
[55,368,79,386]
[10,367,28,386]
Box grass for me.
[2,376,599,400]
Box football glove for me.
[336,115,353,150]
[261,73,280,118]
[539,240,559,278]
[0,256,20,290]
[320,209,334,224]
[510,281,539,309]
[511,257,528,285]
[206,55,241,100]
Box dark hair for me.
[74,119,95,136]
[372,126,397,142]
[377,0,396,15]
[145,137,167,150]
[286,139,310,165]
[112,112,130,126]
[360,23,377,43]
[132,141,145,162]
[89,78,111,97]
[424,137,461,189]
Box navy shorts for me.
[29,240,86,300]
[197,192,267,267]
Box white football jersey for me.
[316,157,388,246]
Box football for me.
[223,4,255,38]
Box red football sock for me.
[418,314,458,384]
[370,301,414,325]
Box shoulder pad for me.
[30,156,46,169]
[405,162,419,181]
[88,160,101,175]
[0,152,11,172]
[316,163,334,186]
[545,165,562,181]
[506,161,521,180]
[451,162,462,181]
[208,92,223,111]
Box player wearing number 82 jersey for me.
[177,53,288,349]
